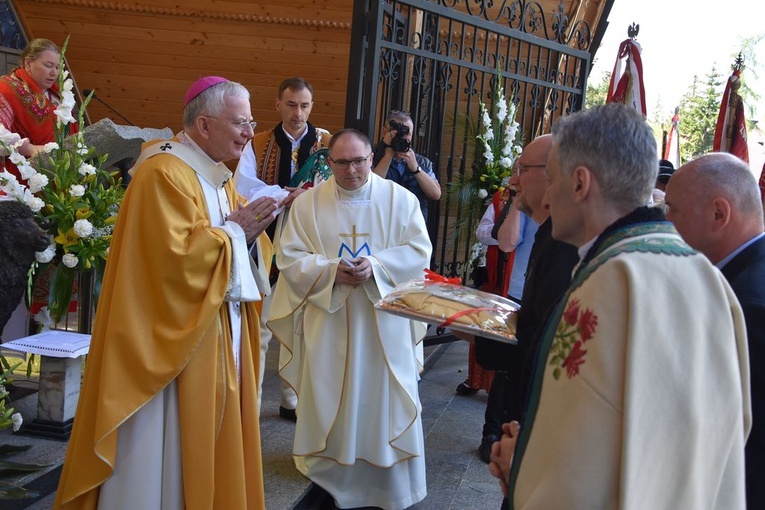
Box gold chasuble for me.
[55,141,270,510]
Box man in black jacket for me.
[475,134,579,462]
[665,152,765,509]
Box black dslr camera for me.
[388,120,411,153]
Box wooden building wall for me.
[15,0,354,135]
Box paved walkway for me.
[10,337,503,509]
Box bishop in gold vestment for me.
[55,77,275,510]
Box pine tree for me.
[585,72,610,108]
[677,67,723,161]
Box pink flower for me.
[578,308,598,342]
[562,341,587,378]
[563,299,580,326]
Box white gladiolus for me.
[477,189,488,199]
[482,108,491,127]
[54,89,77,124]
[61,89,75,108]
[0,124,21,146]
[499,157,513,169]
[69,184,86,197]
[54,104,76,124]
[78,163,97,176]
[0,171,22,197]
[484,150,494,164]
[32,307,54,331]
[484,129,494,141]
[35,243,56,263]
[42,142,60,153]
[73,219,94,238]
[9,151,26,165]
[28,173,49,193]
[76,143,89,155]
[497,100,508,123]
[62,253,79,268]
[63,77,74,92]
[11,413,23,432]
[17,163,37,180]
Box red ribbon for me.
[440,307,504,328]
[423,268,462,285]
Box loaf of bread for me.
[375,280,518,343]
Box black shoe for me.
[478,434,499,464]
[279,406,297,422]
[455,380,478,396]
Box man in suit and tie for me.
[665,152,764,509]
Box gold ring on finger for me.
[256,214,263,222]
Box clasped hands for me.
[488,421,520,498]
[335,257,373,288]
[227,196,278,244]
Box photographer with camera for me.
[373,110,441,221]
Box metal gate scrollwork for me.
[345,0,592,281]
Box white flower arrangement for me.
[0,38,124,324]
[477,86,523,183]
[446,72,525,284]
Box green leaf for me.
[553,367,561,380]
[48,263,77,323]
[0,445,32,456]
[0,481,39,500]
[0,459,50,472]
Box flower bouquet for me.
[0,39,124,326]
[446,72,523,277]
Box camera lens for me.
[391,137,411,153]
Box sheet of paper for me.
[2,330,91,358]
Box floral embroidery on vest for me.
[549,298,599,379]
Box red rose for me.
[562,341,587,378]
[563,299,580,326]
[578,308,598,342]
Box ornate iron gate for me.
[345,0,593,280]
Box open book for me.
[2,330,91,358]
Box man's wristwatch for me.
[409,166,421,175]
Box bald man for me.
[665,153,765,509]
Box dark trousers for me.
[482,369,524,438]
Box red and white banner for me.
[606,39,646,116]
[713,67,749,163]
[664,111,681,169]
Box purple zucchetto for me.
[184,76,229,106]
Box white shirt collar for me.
[717,232,765,269]
[282,124,309,146]
[578,235,598,261]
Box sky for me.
[588,0,765,171]
[590,0,764,124]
